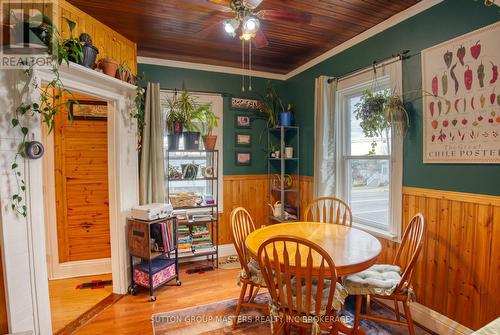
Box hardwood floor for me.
[49,273,113,333]
[75,262,241,334]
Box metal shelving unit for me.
[166,149,219,265]
[268,126,300,223]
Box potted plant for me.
[259,81,283,128]
[280,103,294,127]
[117,61,132,82]
[79,33,98,69]
[98,56,119,77]
[60,18,83,64]
[200,106,219,150]
[354,89,408,154]
[384,93,409,137]
[166,109,184,151]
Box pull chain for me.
[241,38,245,92]
[249,39,252,91]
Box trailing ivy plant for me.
[10,17,82,217]
[130,85,146,149]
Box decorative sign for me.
[422,22,500,163]
[70,100,107,120]
[231,97,263,111]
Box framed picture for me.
[421,22,500,163]
[235,152,252,166]
[235,114,251,128]
[70,100,107,120]
[235,133,252,146]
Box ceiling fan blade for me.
[198,21,225,37]
[257,10,312,24]
[182,0,233,12]
[244,0,264,9]
[252,29,269,49]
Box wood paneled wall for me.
[54,93,111,262]
[58,0,137,74]
[222,175,499,330]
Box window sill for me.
[352,222,399,242]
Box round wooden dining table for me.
[245,222,382,277]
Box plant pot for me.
[167,133,181,151]
[279,112,292,126]
[98,59,118,77]
[181,164,199,179]
[173,122,183,134]
[81,44,98,69]
[183,131,200,150]
[202,135,217,151]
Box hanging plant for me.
[130,83,146,149]
[10,17,82,217]
[354,90,389,153]
[384,93,409,137]
[354,89,409,154]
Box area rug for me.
[217,255,241,270]
[152,294,431,335]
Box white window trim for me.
[160,90,224,212]
[334,61,403,240]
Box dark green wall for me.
[285,0,500,195]
[139,64,284,175]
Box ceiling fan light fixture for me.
[242,15,259,34]
[223,19,239,36]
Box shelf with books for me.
[127,216,181,301]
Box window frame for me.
[335,75,403,240]
[160,90,224,212]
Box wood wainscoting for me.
[220,174,499,330]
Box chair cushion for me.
[343,264,402,296]
[283,277,347,314]
[237,258,267,287]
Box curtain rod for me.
[327,50,411,84]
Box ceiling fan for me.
[186,0,312,48]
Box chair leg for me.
[246,284,254,303]
[394,299,401,322]
[366,295,371,312]
[402,300,416,335]
[353,295,363,334]
[233,281,247,329]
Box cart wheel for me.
[128,285,136,295]
[150,295,157,302]
[176,280,182,286]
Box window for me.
[335,70,403,238]
[160,91,224,210]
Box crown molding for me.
[138,0,443,81]
[137,56,286,81]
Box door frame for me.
[0,63,138,334]
[42,100,111,279]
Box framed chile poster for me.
[422,21,500,164]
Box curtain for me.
[313,76,337,198]
[139,83,166,204]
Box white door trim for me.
[0,63,139,334]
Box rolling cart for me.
[127,216,181,301]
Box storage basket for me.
[169,193,197,208]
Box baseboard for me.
[378,299,473,335]
[49,258,112,280]
[178,244,236,264]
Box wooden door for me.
[0,248,8,333]
[54,95,111,262]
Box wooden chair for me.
[230,207,268,328]
[304,197,353,226]
[345,213,425,335]
[257,236,347,335]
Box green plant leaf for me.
[11,163,18,169]
[64,17,76,34]
[21,127,29,135]
[11,118,19,127]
